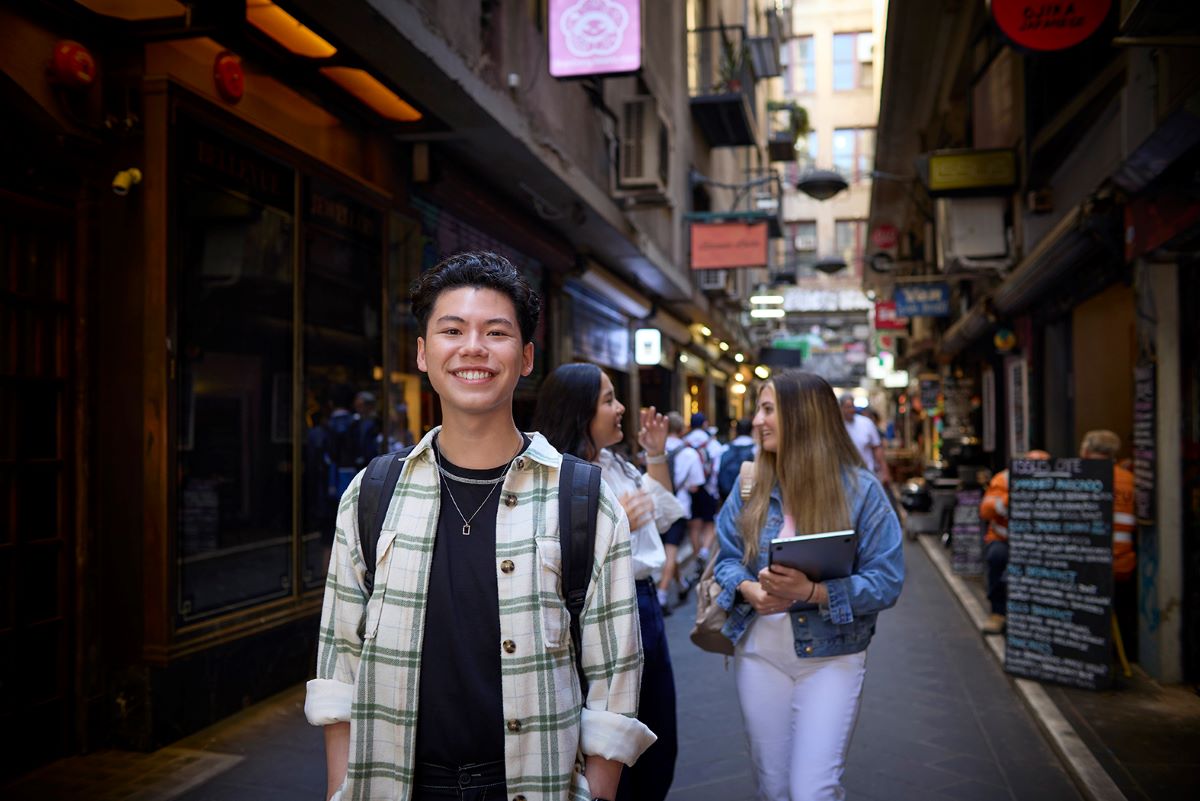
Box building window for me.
[833,32,873,91]
[175,118,298,623]
[784,35,815,95]
[835,219,868,276]
[832,128,875,182]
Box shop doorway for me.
[0,190,78,777]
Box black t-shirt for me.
[414,436,530,767]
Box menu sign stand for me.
[1005,457,1113,690]
[951,488,984,575]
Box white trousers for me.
[734,613,868,801]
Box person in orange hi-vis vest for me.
[978,449,1051,635]
[1079,430,1138,654]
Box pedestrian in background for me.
[978,448,1051,634]
[716,418,756,502]
[534,363,684,801]
[683,411,723,572]
[1079,430,1137,653]
[658,412,704,611]
[713,370,904,801]
[841,395,890,486]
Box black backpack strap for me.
[357,446,413,596]
[559,453,602,696]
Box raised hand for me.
[639,405,669,456]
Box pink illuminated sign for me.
[549,0,641,78]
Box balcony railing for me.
[688,25,757,147]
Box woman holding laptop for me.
[713,370,904,801]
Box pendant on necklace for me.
[462,524,471,536]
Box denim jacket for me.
[713,467,904,656]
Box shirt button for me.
[804,645,814,654]
[503,639,516,654]
[516,458,525,470]
[500,559,515,574]
[505,494,518,507]
[506,718,521,732]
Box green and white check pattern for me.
[305,429,655,801]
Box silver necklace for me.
[436,461,508,486]
[435,436,523,535]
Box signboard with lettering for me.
[927,149,1017,194]
[874,300,909,330]
[549,0,642,78]
[1006,457,1114,690]
[988,0,1112,53]
[177,115,294,210]
[894,283,951,317]
[690,221,769,269]
[951,489,985,575]
[1133,362,1155,523]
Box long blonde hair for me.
[739,371,864,565]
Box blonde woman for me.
[713,371,904,801]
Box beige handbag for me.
[689,461,755,655]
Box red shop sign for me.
[875,301,909,331]
[690,221,768,270]
[871,223,899,250]
[988,0,1111,52]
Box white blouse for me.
[597,449,686,581]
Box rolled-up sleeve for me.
[304,472,368,726]
[579,488,657,765]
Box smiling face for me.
[754,383,779,453]
[588,371,625,454]
[416,286,534,418]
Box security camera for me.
[112,168,142,196]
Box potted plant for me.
[767,101,809,162]
[717,28,748,92]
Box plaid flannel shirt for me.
[305,428,655,801]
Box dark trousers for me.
[617,580,678,801]
[985,540,1009,615]
[411,759,507,801]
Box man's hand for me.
[618,489,654,531]
[757,564,824,605]
[738,579,793,615]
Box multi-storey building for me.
[0,0,786,777]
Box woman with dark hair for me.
[713,370,904,801]
[533,363,683,801]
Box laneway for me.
[665,538,1082,801]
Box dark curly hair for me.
[410,251,541,343]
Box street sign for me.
[894,283,951,317]
[874,300,908,330]
[988,0,1111,53]
[549,0,642,78]
[690,221,768,269]
[871,223,899,250]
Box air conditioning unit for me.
[616,96,670,195]
[697,269,729,294]
[935,197,1014,272]
[857,33,875,63]
[795,233,817,251]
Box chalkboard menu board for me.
[951,488,984,575]
[1006,458,1113,690]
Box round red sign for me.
[871,224,899,251]
[989,0,1111,52]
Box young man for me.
[682,412,722,569]
[841,395,890,485]
[305,252,654,801]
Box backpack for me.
[325,413,367,500]
[665,444,686,494]
[717,442,755,501]
[690,433,715,481]
[355,448,601,692]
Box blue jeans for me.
[412,759,507,801]
[617,580,678,801]
[985,540,1009,615]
